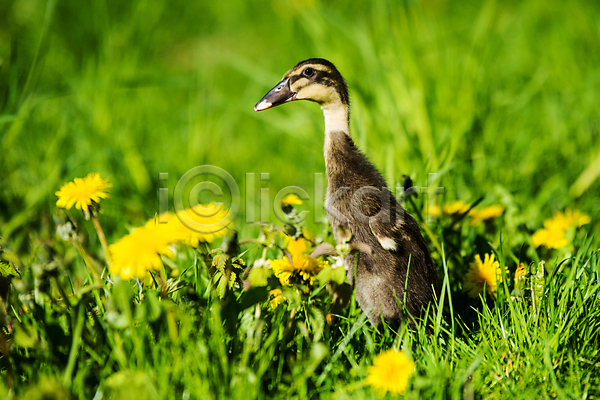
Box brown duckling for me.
[255,58,437,329]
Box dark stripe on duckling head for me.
[286,58,349,106]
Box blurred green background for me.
[1,0,599,253]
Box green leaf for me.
[305,342,329,377]
[316,266,346,286]
[228,271,237,290]
[103,371,160,400]
[104,280,136,330]
[212,254,228,274]
[308,307,325,342]
[247,267,271,287]
[531,261,545,315]
[13,324,38,348]
[105,310,130,330]
[216,271,227,299]
[237,287,269,311]
[0,261,19,278]
[145,291,162,322]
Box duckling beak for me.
[254,78,297,111]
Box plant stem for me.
[92,214,112,265]
[73,238,102,285]
[63,302,85,387]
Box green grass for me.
[1,0,600,398]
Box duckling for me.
[255,58,437,329]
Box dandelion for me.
[281,194,303,207]
[269,288,286,309]
[532,226,569,249]
[281,193,304,217]
[56,173,113,266]
[269,254,327,286]
[108,226,175,280]
[426,204,441,218]
[532,209,590,249]
[286,236,310,256]
[55,173,112,212]
[464,253,505,298]
[562,209,591,227]
[269,237,328,286]
[443,200,470,215]
[469,205,504,227]
[366,349,415,396]
[146,203,231,247]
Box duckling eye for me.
[303,67,315,77]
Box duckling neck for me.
[322,102,359,182]
[321,102,386,190]
[322,102,350,136]
[322,101,350,160]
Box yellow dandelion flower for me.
[562,209,591,228]
[281,194,303,207]
[269,236,327,286]
[464,253,505,298]
[147,203,231,246]
[108,226,175,280]
[532,227,568,249]
[269,254,327,286]
[532,209,589,249]
[469,205,504,226]
[269,288,286,309]
[547,212,571,232]
[366,349,415,396]
[426,204,441,218]
[285,236,311,257]
[270,259,293,286]
[55,173,111,211]
[178,203,232,245]
[443,200,470,215]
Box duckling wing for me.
[368,208,406,252]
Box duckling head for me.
[254,58,349,111]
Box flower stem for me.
[73,238,102,285]
[91,214,112,265]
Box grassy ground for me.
[1,0,600,398]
